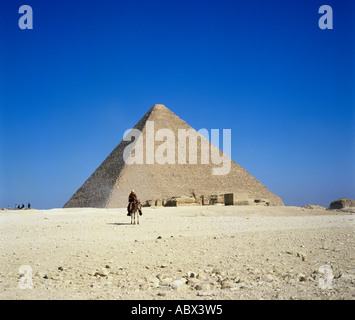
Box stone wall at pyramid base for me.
[142,194,275,207]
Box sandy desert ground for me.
[0,205,354,300]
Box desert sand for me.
[0,205,354,300]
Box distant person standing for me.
[27,202,31,209]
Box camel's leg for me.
[137,211,139,225]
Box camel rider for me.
[127,190,142,216]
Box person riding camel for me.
[127,190,142,216]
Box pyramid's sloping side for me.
[63,143,126,208]
[64,105,283,208]
[63,107,154,208]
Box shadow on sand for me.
[107,222,132,226]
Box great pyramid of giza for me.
[64,104,283,208]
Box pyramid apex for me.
[151,104,167,110]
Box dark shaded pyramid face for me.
[64,104,283,208]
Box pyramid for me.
[64,104,283,208]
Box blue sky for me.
[0,0,354,209]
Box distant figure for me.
[27,202,31,209]
[21,204,25,209]
[127,190,137,216]
[127,190,142,215]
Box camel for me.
[129,200,142,225]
